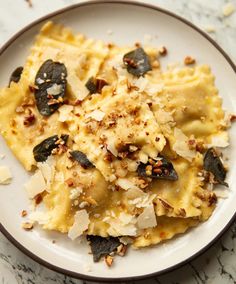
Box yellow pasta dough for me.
[0,21,230,259]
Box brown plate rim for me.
[0,0,236,282]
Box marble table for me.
[0,0,236,283]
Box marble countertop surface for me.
[0,0,236,283]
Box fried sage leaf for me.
[137,156,178,181]
[33,134,69,162]
[87,235,121,262]
[70,150,94,169]
[85,77,108,94]
[34,59,67,116]
[123,47,152,77]
[203,148,228,187]
[9,66,23,86]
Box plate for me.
[0,1,236,282]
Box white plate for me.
[0,1,236,282]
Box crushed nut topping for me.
[21,210,28,217]
[65,178,75,187]
[184,56,196,65]
[23,110,36,127]
[22,222,34,231]
[105,255,114,267]
[159,46,167,56]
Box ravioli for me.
[0,21,231,264]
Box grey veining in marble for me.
[0,0,236,283]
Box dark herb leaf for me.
[203,148,228,187]
[85,77,108,94]
[87,235,121,262]
[33,134,68,162]
[70,150,94,169]
[34,59,67,116]
[123,47,152,77]
[85,77,97,94]
[137,156,178,181]
[9,66,23,86]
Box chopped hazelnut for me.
[65,178,75,187]
[152,60,160,68]
[117,244,127,256]
[23,112,36,127]
[184,56,196,65]
[21,210,27,217]
[104,152,113,162]
[22,222,34,231]
[29,85,37,92]
[230,114,236,122]
[159,46,167,56]
[105,255,114,267]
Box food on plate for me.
[0,21,231,266]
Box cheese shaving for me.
[86,110,105,121]
[208,132,229,148]
[67,71,89,101]
[68,209,90,240]
[0,166,12,185]
[24,170,46,199]
[47,83,62,95]
[137,204,157,229]
[116,178,140,191]
[58,105,74,122]
[173,128,196,161]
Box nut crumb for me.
[159,46,167,56]
[21,210,27,217]
[105,255,113,267]
[65,178,75,187]
[230,114,236,122]
[25,0,33,7]
[22,222,34,231]
[184,56,196,65]
[117,244,127,256]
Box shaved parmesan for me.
[86,110,105,121]
[155,109,174,124]
[137,204,157,229]
[146,83,164,96]
[47,83,62,96]
[106,212,137,236]
[69,187,83,200]
[214,189,229,199]
[119,236,133,245]
[133,77,148,92]
[133,77,163,96]
[116,178,140,191]
[173,128,196,161]
[37,157,55,188]
[68,210,90,240]
[67,72,89,101]
[0,166,12,184]
[107,138,118,157]
[58,105,74,122]
[208,132,229,148]
[24,170,46,199]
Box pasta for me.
[0,21,230,265]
